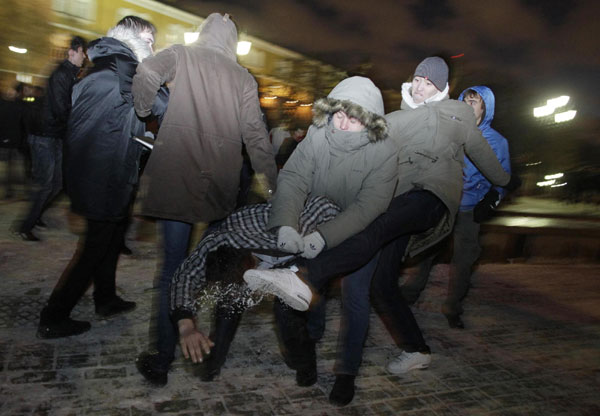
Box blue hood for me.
[457,85,511,211]
[458,86,495,131]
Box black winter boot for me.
[200,303,243,381]
[329,374,356,406]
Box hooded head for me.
[106,15,156,62]
[458,86,496,130]
[312,76,388,142]
[194,13,238,60]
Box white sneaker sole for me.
[243,271,310,311]
[387,362,429,374]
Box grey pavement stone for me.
[1,199,599,415]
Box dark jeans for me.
[276,190,446,365]
[445,210,481,316]
[40,218,126,323]
[305,255,379,375]
[21,134,63,232]
[305,191,445,286]
[402,209,481,317]
[152,219,192,369]
[0,147,19,198]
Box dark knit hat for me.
[414,57,448,91]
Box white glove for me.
[301,231,326,259]
[277,226,304,254]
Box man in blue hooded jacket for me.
[401,85,511,329]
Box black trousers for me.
[276,190,446,356]
[41,218,126,323]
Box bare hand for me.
[178,318,214,363]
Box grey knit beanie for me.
[414,57,448,91]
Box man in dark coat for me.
[37,16,161,339]
[18,35,86,241]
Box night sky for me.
[160,0,599,115]
[158,0,599,171]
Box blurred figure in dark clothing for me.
[0,85,24,199]
[18,36,86,241]
[275,126,306,169]
[37,16,161,339]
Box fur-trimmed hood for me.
[105,25,153,62]
[312,76,388,142]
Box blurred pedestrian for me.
[402,86,512,329]
[18,35,86,241]
[0,85,24,199]
[275,125,306,169]
[132,12,277,386]
[37,16,162,339]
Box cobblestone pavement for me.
[1,198,599,415]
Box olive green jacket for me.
[387,98,510,256]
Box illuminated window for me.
[52,0,96,22]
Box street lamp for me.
[533,95,575,122]
[8,45,27,54]
[554,110,577,123]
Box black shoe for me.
[19,231,40,241]
[136,352,168,387]
[329,374,356,407]
[445,314,465,329]
[296,365,317,387]
[95,296,136,317]
[35,219,47,228]
[121,245,133,255]
[199,356,221,382]
[37,318,91,339]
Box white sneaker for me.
[243,267,312,311]
[386,351,431,374]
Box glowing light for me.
[299,103,313,107]
[550,182,567,187]
[9,46,27,54]
[237,41,252,55]
[544,173,564,180]
[16,73,32,83]
[533,105,555,118]
[547,96,569,108]
[285,100,299,104]
[184,32,199,44]
[533,95,572,118]
[451,53,464,59]
[525,161,542,166]
[537,179,556,187]
[554,110,576,123]
[262,96,277,100]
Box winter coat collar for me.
[324,120,371,154]
[400,82,449,109]
[104,26,153,62]
[87,37,141,64]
